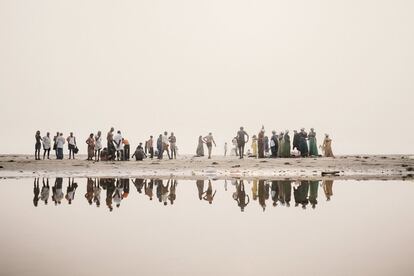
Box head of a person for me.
[301,128,305,132]
[325,134,329,138]
[311,128,314,131]
[171,132,174,136]
[117,130,121,134]
[70,132,73,136]
[164,131,168,135]
[56,132,59,135]
[240,127,244,131]
[46,132,50,137]
[159,134,162,138]
[139,142,142,146]
[90,133,93,138]
[36,130,40,135]
[110,127,114,132]
[272,130,276,135]
[294,130,297,134]
[209,132,212,136]
[98,131,101,136]
[60,133,63,136]
[150,135,153,138]
[285,130,289,134]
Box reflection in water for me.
[32,177,334,212]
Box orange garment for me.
[123,139,130,145]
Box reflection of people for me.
[52,177,64,205]
[113,179,123,208]
[85,178,94,205]
[271,181,279,207]
[294,181,309,209]
[168,180,177,205]
[40,178,50,205]
[65,178,78,204]
[258,180,267,211]
[104,178,115,211]
[33,178,40,207]
[233,180,250,212]
[322,180,334,201]
[203,180,216,204]
[144,179,154,201]
[309,180,319,209]
[279,180,292,207]
[196,180,204,200]
[161,180,170,206]
[93,179,101,207]
[132,178,145,193]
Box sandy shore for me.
[1,154,413,180]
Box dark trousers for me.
[271,146,278,158]
[57,148,63,159]
[124,145,130,160]
[43,149,50,159]
[238,143,245,159]
[149,147,154,159]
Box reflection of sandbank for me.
[0,154,413,181]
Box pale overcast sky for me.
[0,0,413,155]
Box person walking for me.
[42,132,51,160]
[169,132,177,159]
[86,133,95,161]
[35,131,42,160]
[94,131,103,161]
[162,131,171,159]
[237,127,249,159]
[203,132,216,159]
[66,132,77,159]
[322,134,334,157]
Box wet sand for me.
[0,154,413,180]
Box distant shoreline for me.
[0,154,413,180]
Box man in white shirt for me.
[162,131,171,159]
[56,133,65,160]
[113,130,123,161]
[66,132,77,159]
[42,132,51,159]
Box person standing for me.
[35,131,42,160]
[308,128,318,156]
[107,127,116,161]
[67,132,77,159]
[224,142,228,157]
[53,132,59,158]
[162,131,171,159]
[270,131,278,158]
[237,127,249,159]
[322,134,334,157]
[264,136,269,157]
[56,133,65,159]
[147,136,154,159]
[113,131,123,161]
[232,137,239,156]
[94,131,103,161]
[203,132,216,159]
[123,138,130,161]
[292,130,300,152]
[169,132,177,159]
[258,127,265,158]
[298,128,309,157]
[282,130,291,158]
[196,136,205,157]
[42,132,51,160]
[157,134,163,159]
[251,135,258,157]
[278,132,284,157]
[86,133,95,161]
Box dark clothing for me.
[124,144,130,160]
[293,133,300,151]
[258,132,265,158]
[270,134,278,158]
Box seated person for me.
[132,143,147,161]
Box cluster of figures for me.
[34,126,334,161]
[221,127,334,159]
[32,177,334,212]
[34,128,178,161]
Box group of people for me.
[223,126,334,158]
[33,177,335,212]
[34,126,334,161]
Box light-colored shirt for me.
[56,136,65,149]
[162,135,169,145]
[113,134,123,150]
[42,136,51,149]
[67,136,76,145]
[95,135,102,150]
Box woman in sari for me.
[322,134,334,157]
[298,128,308,157]
[257,128,265,158]
[196,135,205,157]
[277,132,284,157]
[282,130,291,158]
[86,133,95,161]
[308,128,318,156]
[251,135,258,157]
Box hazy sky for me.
[0,0,413,155]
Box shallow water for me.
[0,178,413,276]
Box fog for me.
[0,0,413,155]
